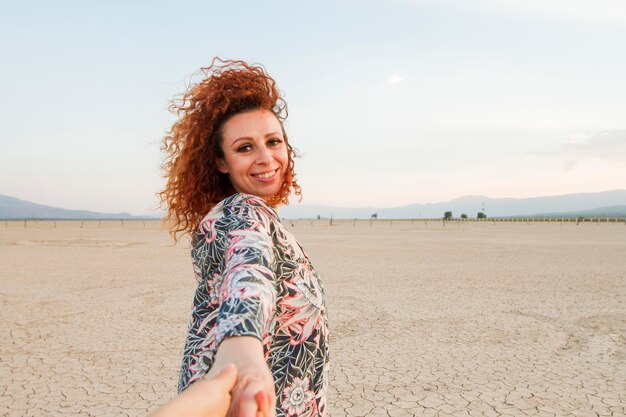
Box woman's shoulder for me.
[221,193,279,220]
[198,193,279,230]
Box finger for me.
[268,391,276,417]
[255,391,271,417]
[254,390,265,406]
[238,398,259,417]
[231,374,250,399]
[254,391,266,412]
[213,362,238,390]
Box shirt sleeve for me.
[214,213,277,346]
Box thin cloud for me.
[385,74,403,85]
[524,130,624,163]
[563,133,590,145]
[563,160,578,172]
[528,130,626,162]
[560,131,626,160]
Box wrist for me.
[208,336,267,378]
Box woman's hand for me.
[209,337,276,417]
[149,363,238,417]
[228,363,275,417]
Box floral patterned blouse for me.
[178,193,329,417]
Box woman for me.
[160,59,329,417]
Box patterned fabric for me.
[178,193,329,417]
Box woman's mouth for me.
[252,168,279,180]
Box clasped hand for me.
[149,362,274,417]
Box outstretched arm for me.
[209,213,278,417]
[149,363,238,417]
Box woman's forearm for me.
[208,336,266,376]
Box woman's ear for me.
[216,158,229,174]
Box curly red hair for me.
[159,58,301,240]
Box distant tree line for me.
[443,211,487,220]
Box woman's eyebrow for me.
[231,136,253,146]
[230,131,282,147]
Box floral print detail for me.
[178,193,329,416]
[215,314,244,341]
[282,377,315,416]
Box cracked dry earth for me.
[1,220,625,417]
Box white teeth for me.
[255,170,276,179]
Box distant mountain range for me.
[0,194,154,220]
[530,205,626,218]
[2,190,625,220]
[278,189,626,219]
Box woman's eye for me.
[237,144,252,152]
[268,138,282,147]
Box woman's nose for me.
[256,146,273,164]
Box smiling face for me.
[217,109,289,200]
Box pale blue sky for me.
[1,0,625,215]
